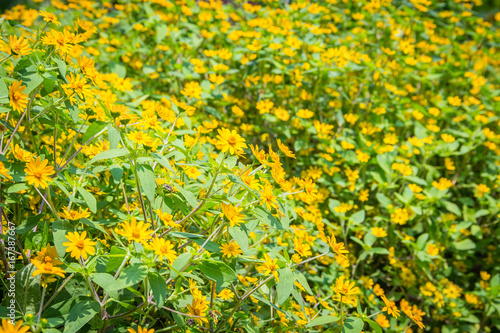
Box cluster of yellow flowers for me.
[0,0,499,332]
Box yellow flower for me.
[221,203,244,228]
[426,243,439,256]
[148,238,177,262]
[8,35,31,57]
[215,128,247,155]
[39,11,61,25]
[327,235,349,258]
[127,326,155,333]
[260,184,278,210]
[476,184,490,198]
[381,295,400,318]
[180,81,202,99]
[62,231,96,260]
[371,227,387,238]
[276,139,295,159]
[9,80,28,112]
[0,162,13,181]
[217,289,234,301]
[24,157,55,189]
[332,275,360,296]
[187,297,209,324]
[480,271,491,280]
[154,209,179,228]
[0,319,31,333]
[375,314,390,328]
[432,177,453,190]
[115,218,153,244]
[297,109,314,118]
[220,241,242,258]
[257,254,279,281]
[441,133,455,143]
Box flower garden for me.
[0,0,499,332]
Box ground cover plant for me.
[0,0,499,332]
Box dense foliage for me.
[0,0,499,332]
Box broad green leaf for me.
[114,263,148,289]
[89,148,129,165]
[294,271,313,295]
[342,317,364,333]
[82,121,106,143]
[454,239,476,251]
[228,226,249,254]
[364,319,382,333]
[277,268,295,305]
[442,200,462,216]
[170,252,192,279]
[137,164,156,202]
[91,273,118,299]
[53,220,74,257]
[63,300,100,333]
[149,271,167,308]
[198,259,237,292]
[307,315,339,327]
[77,187,97,213]
[349,210,365,224]
[174,183,199,208]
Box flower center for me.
[132,230,141,239]
[227,136,237,146]
[76,240,85,250]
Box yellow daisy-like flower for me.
[0,319,31,333]
[0,162,13,181]
[31,259,66,279]
[127,326,155,333]
[187,297,209,324]
[24,157,55,189]
[115,218,153,244]
[215,128,247,156]
[221,203,245,228]
[276,139,296,159]
[147,238,177,262]
[8,35,31,57]
[9,80,28,112]
[220,241,242,258]
[39,11,61,26]
[62,231,96,260]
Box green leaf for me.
[52,220,74,257]
[53,57,67,78]
[156,24,169,44]
[114,263,148,289]
[89,148,129,165]
[82,121,106,143]
[307,315,339,327]
[198,259,237,292]
[151,152,175,173]
[364,319,382,333]
[22,72,43,96]
[174,183,199,208]
[254,206,282,229]
[137,164,156,202]
[107,124,120,149]
[91,273,118,299]
[349,210,365,224]
[7,183,29,193]
[77,187,97,213]
[442,200,462,216]
[294,271,313,295]
[228,226,249,254]
[342,317,364,333]
[65,100,80,123]
[454,239,476,251]
[0,78,8,98]
[170,252,192,279]
[277,268,295,305]
[63,300,100,333]
[149,271,167,308]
